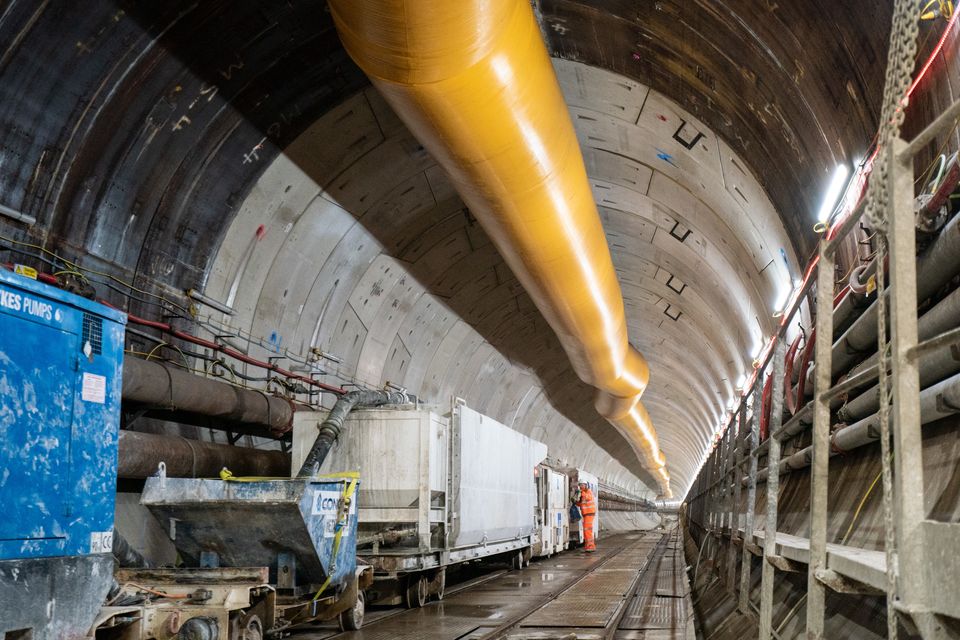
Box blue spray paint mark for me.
[269,331,282,353]
[655,148,678,167]
[779,248,791,278]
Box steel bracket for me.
[814,568,883,595]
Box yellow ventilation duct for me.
[329,0,672,497]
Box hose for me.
[848,264,871,295]
[783,332,804,415]
[759,373,772,441]
[296,389,408,477]
[112,531,151,569]
[794,328,816,412]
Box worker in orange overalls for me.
[576,482,597,552]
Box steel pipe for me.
[117,430,290,479]
[122,357,302,435]
[328,0,670,495]
[805,212,960,393]
[754,370,960,484]
[838,284,960,420]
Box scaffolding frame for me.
[685,97,960,639]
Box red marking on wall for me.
[255,224,266,240]
[657,114,668,122]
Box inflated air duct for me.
[329,0,671,495]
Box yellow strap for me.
[218,468,360,482]
[215,468,360,602]
[310,474,359,601]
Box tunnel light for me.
[735,373,747,391]
[773,286,792,315]
[816,164,851,224]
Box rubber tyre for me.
[338,591,365,631]
[510,551,524,571]
[404,575,427,609]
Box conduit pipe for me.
[751,370,960,485]
[328,0,671,495]
[122,357,305,435]
[839,284,960,421]
[804,210,960,393]
[117,430,290,479]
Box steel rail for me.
[473,534,661,640]
[601,530,673,640]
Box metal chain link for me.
[875,235,899,640]
[863,5,924,637]
[864,0,921,229]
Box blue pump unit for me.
[0,269,126,637]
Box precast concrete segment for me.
[327,0,671,495]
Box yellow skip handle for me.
[218,468,360,482]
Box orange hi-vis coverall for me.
[578,487,597,551]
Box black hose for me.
[112,531,151,568]
[296,389,408,477]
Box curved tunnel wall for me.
[2,2,956,498]
[204,60,799,495]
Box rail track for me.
[312,528,692,640]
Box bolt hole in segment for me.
[327,0,671,497]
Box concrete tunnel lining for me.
[203,59,801,497]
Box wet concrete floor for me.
[292,529,694,640]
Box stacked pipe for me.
[122,357,305,435]
[117,430,289,479]
[327,0,671,496]
[750,200,960,483]
[805,209,960,392]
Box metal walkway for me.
[294,529,694,640]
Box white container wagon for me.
[532,464,569,557]
[291,399,547,607]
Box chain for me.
[875,235,899,640]
[862,4,926,635]
[864,0,921,229]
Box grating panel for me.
[521,595,624,628]
[470,571,578,597]
[340,617,480,639]
[618,594,687,631]
[567,570,638,596]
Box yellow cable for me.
[841,469,883,545]
[52,269,88,281]
[0,232,190,313]
[144,342,168,361]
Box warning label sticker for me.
[90,530,114,553]
[81,373,106,404]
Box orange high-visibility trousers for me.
[582,514,596,551]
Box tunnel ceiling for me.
[0,1,902,495]
[205,62,798,494]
